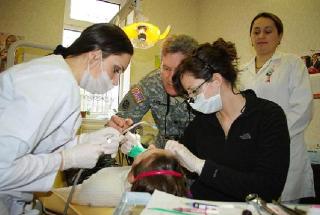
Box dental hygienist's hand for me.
[78,127,123,157]
[120,132,145,157]
[61,143,105,170]
[165,140,205,175]
[107,115,133,133]
[79,126,120,144]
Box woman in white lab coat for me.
[0,23,133,214]
[238,12,314,202]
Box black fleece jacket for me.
[181,90,290,202]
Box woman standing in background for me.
[238,12,314,202]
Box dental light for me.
[123,22,171,49]
[109,0,171,49]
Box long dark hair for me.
[54,23,133,58]
[130,152,187,197]
[173,38,239,97]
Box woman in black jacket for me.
[165,38,290,202]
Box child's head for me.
[128,148,187,197]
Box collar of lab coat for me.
[243,50,283,74]
[255,50,282,64]
[270,50,282,61]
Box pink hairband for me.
[134,170,182,182]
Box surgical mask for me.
[80,56,114,94]
[189,88,222,114]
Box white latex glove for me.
[79,127,122,145]
[61,143,105,170]
[120,132,141,154]
[165,140,205,175]
[79,127,123,158]
[120,132,145,157]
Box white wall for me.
[133,0,320,81]
[197,0,320,64]
[1,0,319,73]
[0,0,65,47]
[0,0,65,61]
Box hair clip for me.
[134,170,182,182]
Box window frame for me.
[64,0,125,29]
[63,0,132,116]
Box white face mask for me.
[80,56,114,94]
[189,91,222,114]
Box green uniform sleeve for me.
[117,83,151,123]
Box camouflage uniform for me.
[118,69,195,148]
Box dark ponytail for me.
[53,45,68,58]
[173,38,239,96]
[209,38,239,86]
[54,23,133,59]
[211,38,238,63]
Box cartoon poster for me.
[0,32,24,72]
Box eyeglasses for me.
[182,55,215,103]
[185,77,211,103]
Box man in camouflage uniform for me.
[109,35,198,148]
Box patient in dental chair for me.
[52,148,187,207]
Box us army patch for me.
[131,86,145,104]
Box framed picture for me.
[0,32,24,72]
[301,50,320,74]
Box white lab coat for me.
[53,166,131,207]
[238,51,315,201]
[0,55,81,213]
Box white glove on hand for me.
[79,127,123,157]
[61,143,105,170]
[120,132,145,157]
[79,127,121,145]
[165,140,205,175]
